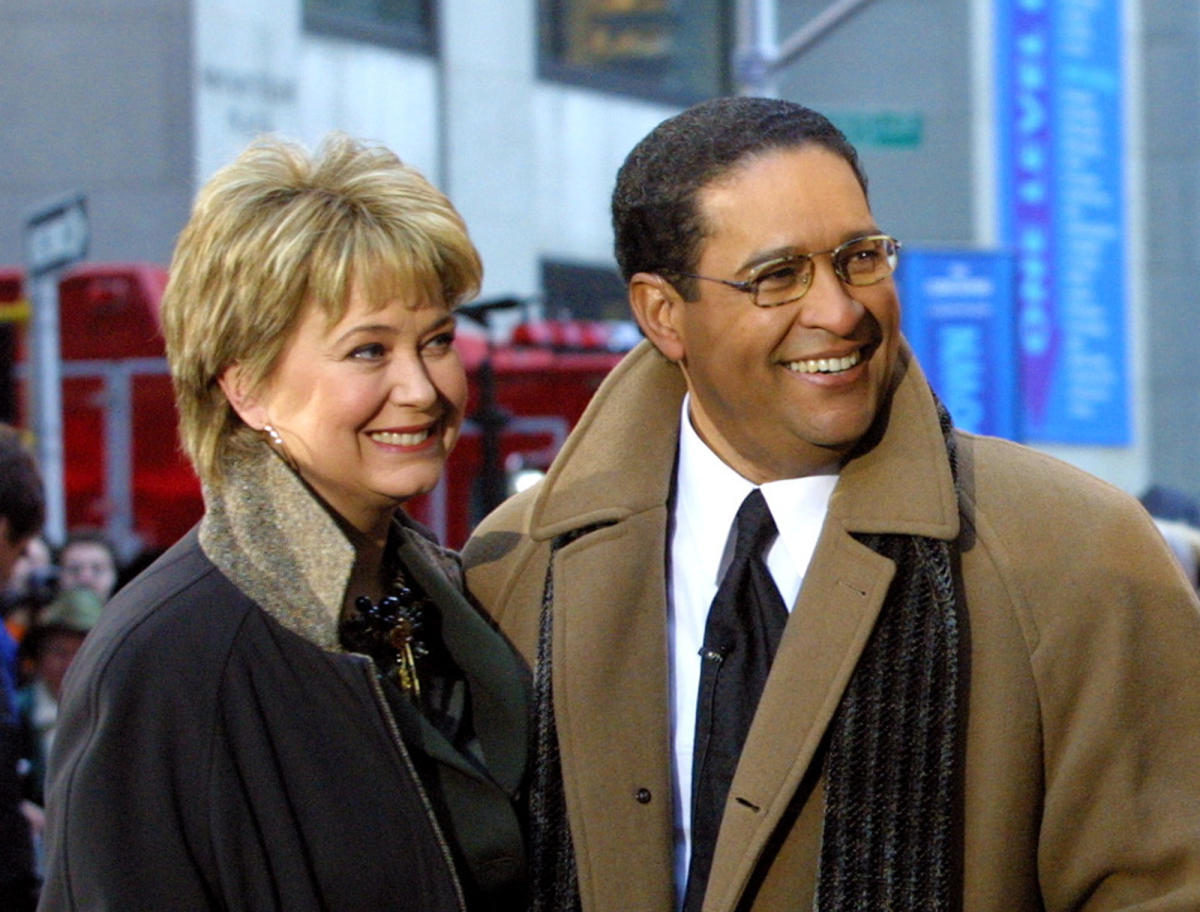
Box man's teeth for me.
[370,429,431,446]
[786,351,862,374]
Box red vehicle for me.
[1,263,628,560]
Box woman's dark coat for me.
[39,448,528,911]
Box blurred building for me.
[1,0,1197,500]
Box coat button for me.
[635,787,652,804]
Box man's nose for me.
[793,259,865,335]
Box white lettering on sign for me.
[25,195,89,276]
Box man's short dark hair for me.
[0,424,44,544]
[60,527,118,562]
[611,96,868,296]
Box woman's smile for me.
[367,422,440,449]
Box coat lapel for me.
[552,512,678,910]
[525,343,685,911]
[396,526,530,793]
[525,342,960,912]
[703,349,961,910]
[702,527,896,910]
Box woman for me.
[39,134,529,911]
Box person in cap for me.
[15,587,103,812]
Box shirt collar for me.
[675,395,838,588]
[675,395,755,587]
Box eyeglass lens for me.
[753,235,898,307]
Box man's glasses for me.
[667,234,901,308]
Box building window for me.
[304,0,435,53]
[540,0,729,104]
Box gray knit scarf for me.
[529,403,964,912]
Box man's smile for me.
[783,349,863,375]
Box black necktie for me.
[683,488,789,912]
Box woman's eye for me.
[422,330,456,355]
[350,342,387,360]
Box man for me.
[0,424,43,910]
[57,529,120,601]
[464,97,1200,911]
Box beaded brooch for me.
[341,585,431,698]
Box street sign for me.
[22,191,88,546]
[25,193,89,277]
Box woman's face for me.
[225,282,467,538]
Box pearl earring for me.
[261,424,298,471]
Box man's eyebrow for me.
[737,229,884,275]
[737,247,801,276]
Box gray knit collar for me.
[198,445,356,650]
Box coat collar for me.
[200,445,355,650]
[524,338,961,911]
[527,341,685,540]
[196,445,483,652]
[527,339,959,542]
[200,445,528,793]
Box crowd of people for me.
[4,98,1200,912]
[0,431,123,908]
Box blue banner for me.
[900,249,1018,439]
[995,0,1129,444]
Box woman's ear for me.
[628,272,686,363]
[217,364,267,429]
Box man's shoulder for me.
[461,485,551,649]
[464,485,541,562]
[955,431,1168,579]
[960,431,1143,517]
[463,485,546,620]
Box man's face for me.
[59,541,118,600]
[665,145,901,482]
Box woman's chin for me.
[380,467,447,507]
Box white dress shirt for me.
[669,395,837,898]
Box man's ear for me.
[628,272,686,363]
[217,364,267,429]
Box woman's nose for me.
[388,355,439,409]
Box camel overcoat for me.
[464,340,1200,912]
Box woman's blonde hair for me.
[160,132,482,488]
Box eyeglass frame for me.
[663,233,902,308]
